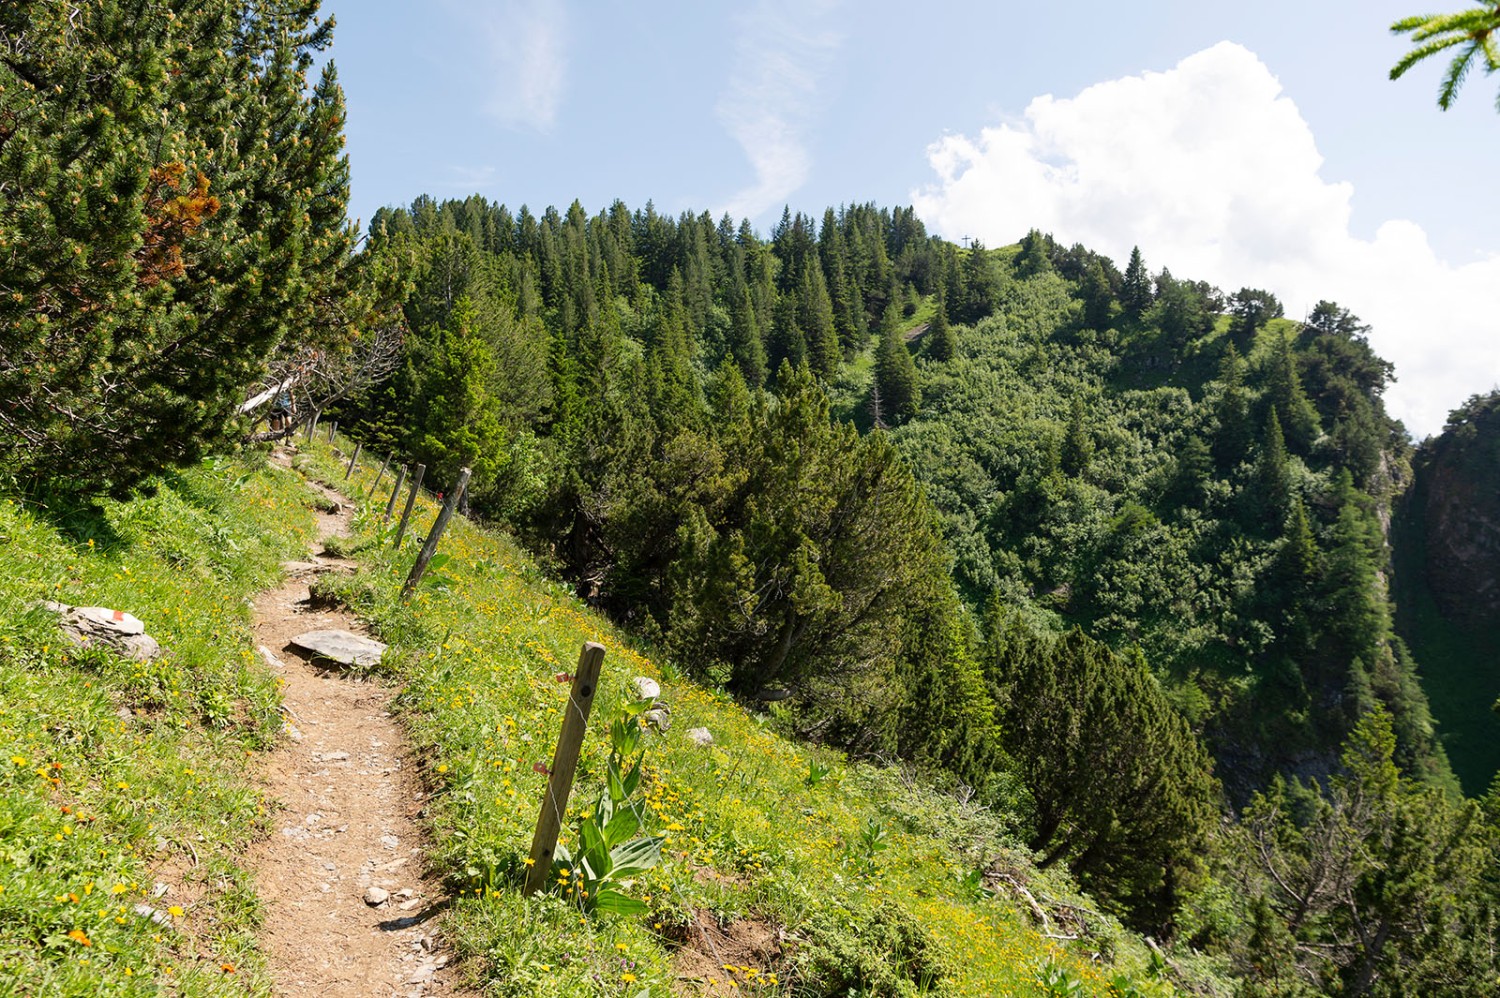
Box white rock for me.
[133,904,171,926]
[364,886,390,906]
[687,726,713,747]
[630,676,661,701]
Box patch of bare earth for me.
[248,463,469,997]
[667,909,785,996]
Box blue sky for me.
[327,1,1499,436]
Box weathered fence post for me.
[392,463,426,549]
[401,468,470,600]
[306,411,319,442]
[383,465,407,523]
[367,454,391,498]
[344,441,362,480]
[524,642,606,896]
[327,420,338,444]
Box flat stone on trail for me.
[289,629,387,668]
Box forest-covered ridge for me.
[306,190,1500,991]
[338,194,1456,795]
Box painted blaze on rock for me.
[41,601,162,661]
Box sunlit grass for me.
[0,452,317,995]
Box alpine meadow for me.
[2,2,1499,997]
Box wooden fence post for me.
[524,642,606,896]
[383,465,407,523]
[401,468,470,600]
[344,441,362,480]
[392,463,426,549]
[367,454,391,498]
[306,411,319,442]
[327,419,338,444]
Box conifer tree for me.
[1015,228,1055,278]
[984,616,1220,933]
[874,324,920,422]
[1061,397,1095,477]
[728,283,767,387]
[408,296,508,497]
[926,292,956,361]
[1080,256,1117,331]
[1264,333,1322,451]
[1121,246,1154,319]
[799,260,840,380]
[0,0,362,495]
[1214,344,1254,468]
[1253,410,1292,529]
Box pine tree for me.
[1080,256,1117,331]
[874,324,920,422]
[409,296,508,497]
[0,0,362,495]
[1239,708,1495,994]
[985,616,1220,933]
[1121,246,1153,319]
[1061,397,1094,477]
[1214,344,1253,469]
[728,283,767,387]
[926,293,956,361]
[1253,410,1292,529]
[1263,333,1321,452]
[799,260,840,381]
[1015,228,1055,278]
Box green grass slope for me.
[0,457,316,995]
[300,443,1215,998]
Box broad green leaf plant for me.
[549,696,665,915]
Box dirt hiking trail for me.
[248,460,468,997]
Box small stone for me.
[133,904,171,926]
[687,726,713,747]
[630,676,661,701]
[322,751,350,762]
[419,935,437,953]
[259,645,286,669]
[399,897,421,911]
[364,886,390,906]
[380,834,400,850]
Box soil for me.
[247,462,469,997]
[668,909,784,997]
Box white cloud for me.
[460,0,567,130]
[716,0,843,222]
[912,41,1500,438]
[438,165,500,191]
